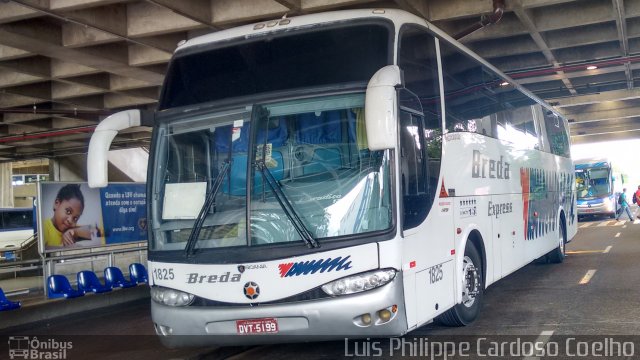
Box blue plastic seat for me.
[77,270,111,294]
[104,267,136,289]
[129,263,148,284]
[0,288,21,311]
[47,275,83,299]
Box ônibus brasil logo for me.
[278,256,352,278]
[8,336,72,360]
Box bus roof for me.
[172,8,563,122]
[574,158,611,168]
[176,9,418,53]
[0,207,33,211]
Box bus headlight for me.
[150,286,195,306]
[321,269,396,296]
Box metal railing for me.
[0,241,148,298]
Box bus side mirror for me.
[365,65,401,150]
[87,109,151,188]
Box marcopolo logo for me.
[8,336,72,360]
[243,281,260,300]
[278,256,353,278]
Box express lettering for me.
[186,272,241,284]
[472,150,510,179]
[488,201,513,218]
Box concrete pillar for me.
[0,162,14,207]
[108,148,148,182]
[49,158,84,181]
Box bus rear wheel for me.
[437,242,484,326]
[547,219,566,264]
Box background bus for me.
[575,158,623,219]
[0,207,36,261]
[88,8,576,346]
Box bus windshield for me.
[151,93,393,251]
[575,167,611,199]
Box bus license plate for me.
[236,318,279,334]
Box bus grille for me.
[190,286,329,307]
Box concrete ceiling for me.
[0,0,638,162]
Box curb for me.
[0,286,150,330]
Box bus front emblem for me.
[244,282,260,300]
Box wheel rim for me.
[461,255,480,307]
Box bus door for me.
[398,98,454,326]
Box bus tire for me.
[437,242,483,327]
[547,218,566,264]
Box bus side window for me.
[543,111,570,157]
[439,41,537,144]
[495,107,538,150]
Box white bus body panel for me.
[400,199,456,329]
[442,132,577,280]
[398,131,576,329]
[150,242,409,346]
[150,243,379,303]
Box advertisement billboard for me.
[38,182,147,253]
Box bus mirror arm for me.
[365,65,401,151]
[87,109,144,188]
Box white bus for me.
[0,208,36,252]
[574,158,622,219]
[87,9,577,346]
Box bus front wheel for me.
[437,242,484,326]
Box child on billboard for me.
[44,184,101,249]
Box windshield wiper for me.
[185,161,231,256]
[255,160,319,248]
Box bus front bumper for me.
[577,202,615,216]
[151,275,407,347]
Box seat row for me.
[48,263,148,299]
[0,287,21,311]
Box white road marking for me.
[580,222,594,228]
[597,221,611,227]
[615,232,621,238]
[604,246,612,253]
[579,269,597,285]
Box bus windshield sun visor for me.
[184,160,231,256]
[255,160,319,249]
